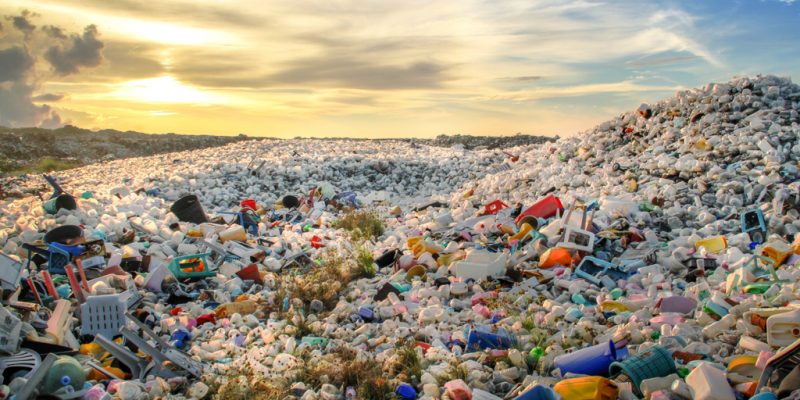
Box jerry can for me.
[695,236,727,254]
[760,239,793,267]
[767,308,800,348]
[553,376,618,400]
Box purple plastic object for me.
[658,296,697,315]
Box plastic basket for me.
[168,253,214,280]
[609,346,676,394]
[80,294,126,338]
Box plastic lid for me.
[395,383,417,399]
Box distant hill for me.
[0,125,254,176]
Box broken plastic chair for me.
[0,253,23,294]
[0,348,40,382]
[167,253,215,280]
[742,208,767,244]
[123,312,203,378]
[0,305,23,354]
[80,294,126,338]
[757,337,800,392]
[574,257,632,288]
[557,226,596,252]
[452,250,508,281]
[43,299,78,349]
[218,210,259,235]
[14,352,57,400]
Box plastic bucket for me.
[555,340,626,377]
[609,346,676,394]
[44,225,83,244]
[515,194,563,224]
[240,199,257,210]
[375,249,401,268]
[43,194,77,214]
[281,195,300,208]
[170,195,208,224]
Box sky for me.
[0,0,798,138]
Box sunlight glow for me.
[111,76,224,104]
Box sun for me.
[111,76,224,104]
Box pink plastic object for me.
[444,379,473,400]
[515,194,564,224]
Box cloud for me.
[32,93,66,101]
[0,11,105,128]
[267,57,451,90]
[625,55,700,67]
[498,76,544,82]
[45,24,104,75]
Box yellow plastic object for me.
[554,376,619,400]
[727,355,760,381]
[509,223,534,243]
[695,236,727,254]
[80,343,105,359]
[600,301,630,313]
[406,265,427,282]
[499,224,516,235]
[695,138,712,151]
[412,241,442,257]
[407,236,423,250]
[437,252,463,267]
[761,239,793,266]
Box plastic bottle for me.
[703,314,736,338]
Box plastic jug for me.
[42,355,86,394]
[685,362,735,400]
[553,376,618,400]
[554,341,627,377]
[509,223,534,243]
[766,309,800,348]
[540,248,572,268]
[695,236,727,254]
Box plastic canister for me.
[553,376,618,400]
[766,309,800,348]
[554,341,627,377]
[695,236,727,254]
[685,362,735,400]
[444,379,472,400]
[760,239,793,266]
[42,355,86,394]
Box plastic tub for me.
[170,195,209,224]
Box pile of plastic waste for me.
[1,74,800,400]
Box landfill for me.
[1,74,800,400]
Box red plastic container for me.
[240,199,257,211]
[515,194,564,225]
[484,200,508,215]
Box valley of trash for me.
[2,75,800,400]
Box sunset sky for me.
[1,0,798,138]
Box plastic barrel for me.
[43,194,77,214]
[170,195,208,224]
[555,340,626,377]
[609,346,676,394]
[42,355,86,394]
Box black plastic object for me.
[373,282,401,302]
[281,195,300,209]
[170,195,208,224]
[43,225,83,245]
[375,249,401,268]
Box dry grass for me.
[334,210,385,242]
[213,375,291,400]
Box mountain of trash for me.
[1,74,799,400]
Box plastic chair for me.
[0,254,23,293]
[757,337,800,391]
[80,294,126,337]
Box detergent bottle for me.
[767,308,800,348]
